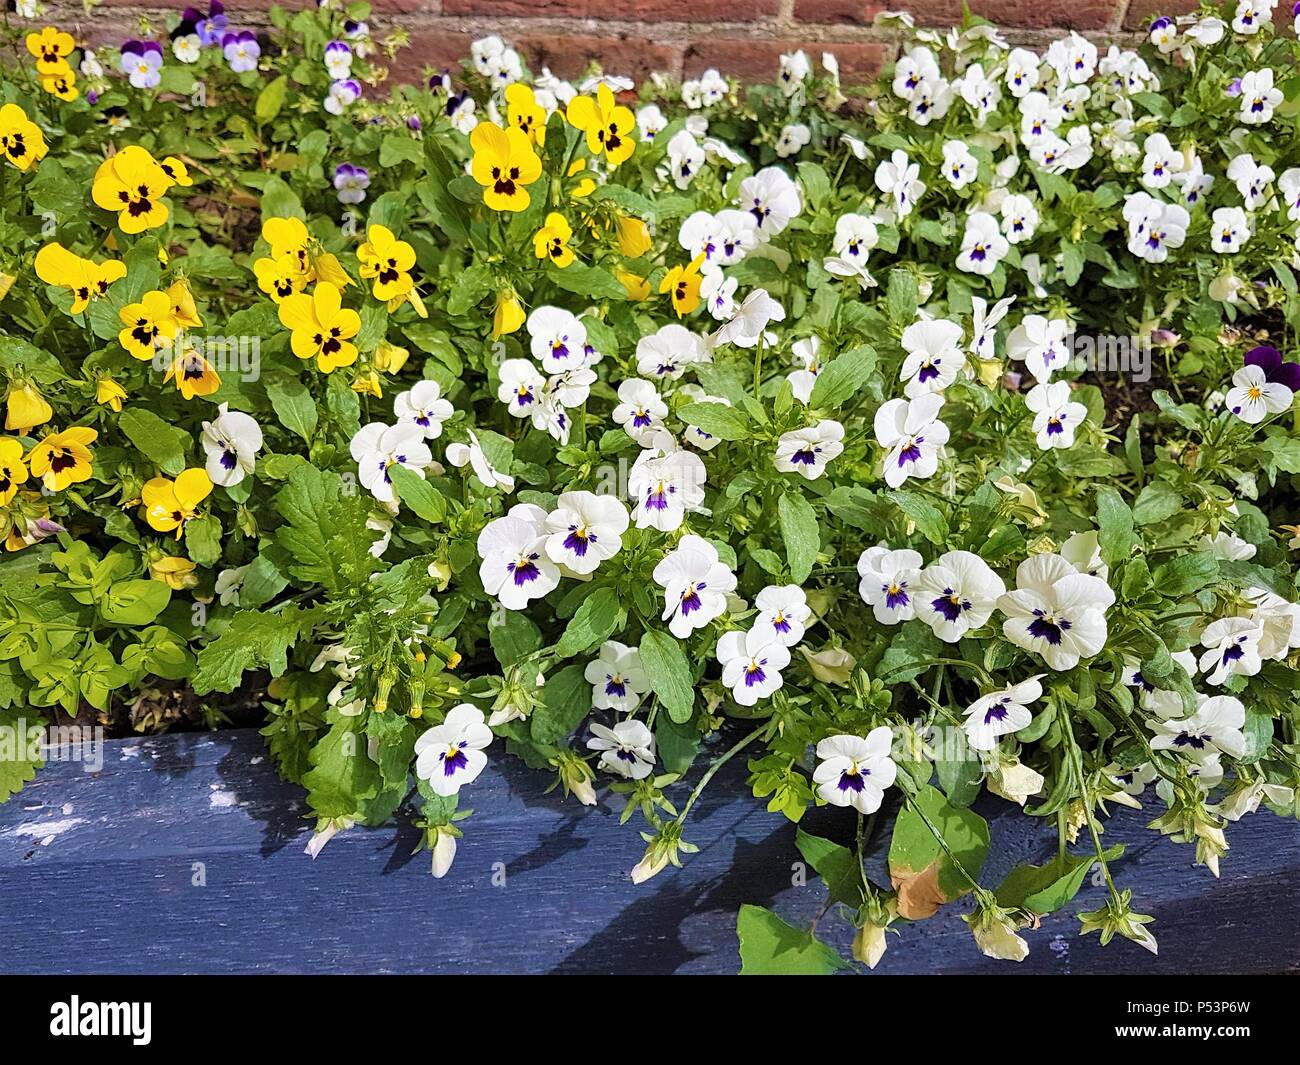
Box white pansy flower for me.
[1025,380,1088,449]
[544,491,630,575]
[586,641,649,713]
[1210,206,1250,254]
[1007,314,1071,381]
[814,729,898,814]
[527,306,588,373]
[941,140,978,189]
[738,166,802,238]
[414,704,493,796]
[900,318,965,396]
[1237,68,1281,124]
[497,358,545,418]
[1198,617,1264,685]
[612,378,668,444]
[857,545,924,624]
[874,149,926,220]
[1225,364,1293,424]
[754,584,811,647]
[588,720,656,780]
[913,550,1006,642]
[477,504,560,610]
[636,323,708,381]
[201,404,263,487]
[717,627,791,706]
[775,123,811,158]
[714,288,785,349]
[629,436,707,531]
[962,676,1043,751]
[350,421,432,504]
[874,393,949,488]
[653,534,736,637]
[969,295,1015,360]
[998,553,1115,670]
[1000,194,1039,244]
[956,211,1008,275]
[788,336,822,403]
[1149,693,1246,761]
[774,420,844,480]
[394,380,454,440]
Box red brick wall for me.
[45,0,1196,85]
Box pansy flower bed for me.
[1,2,1299,972]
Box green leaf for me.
[99,579,170,626]
[1095,486,1134,566]
[389,464,446,524]
[888,784,990,919]
[555,586,623,658]
[117,408,188,475]
[191,606,320,695]
[530,663,592,745]
[255,75,288,124]
[677,401,750,441]
[274,466,377,596]
[638,628,695,724]
[887,489,948,545]
[303,718,381,820]
[737,905,850,975]
[265,377,318,442]
[184,516,223,567]
[379,133,425,167]
[1152,553,1218,597]
[548,263,627,301]
[0,710,45,802]
[778,492,820,583]
[996,845,1124,914]
[808,344,877,409]
[489,609,541,669]
[795,829,864,908]
[1132,481,1181,525]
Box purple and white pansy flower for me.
[611,378,668,444]
[753,584,810,647]
[543,491,629,576]
[962,676,1043,752]
[120,40,164,89]
[222,30,260,73]
[857,545,924,624]
[200,403,263,488]
[998,552,1115,670]
[874,393,949,488]
[1025,380,1088,450]
[653,534,736,638]
[349,421,432,506]
[393,379,454,440]
[900,318,965,397]
[414,704,493,797]
[333,163,370,205]
[774,420,844,480]
[587,720,656,780]
[585,641,649,713]
[1198,616,1264,686]
[913,550,1007,643]
[527,306,589,373]
[716,627,791,706]
[1149,693,1246,762]
[813,728,898,815]
[629,433,707,531]
[477,504,560,610]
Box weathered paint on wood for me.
[1,729,1297,974]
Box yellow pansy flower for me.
[263,216,310,263]
[533,213,575,268]
[566,83,636,167]
[159,156,193,188]
[95,376,127,412]
[92,146,171,234]
[143,468,212,537]
[492,291,526,339]
[373,342,410,374]
[4,380,52,432]
[29,426,97,492]
[164,349,221,400]
[253,251,308,303]
[352,370,383,399]
[150,555,198,589]
[118,290,179,361]
[357,224,417,302]
[0,438,28,506]
[0,103,48,171]
[25,28,75,76]
[616,215,651,258]
[40,69,78,102]
[309,249,354,290]
[277,282,360,373]
[166,278,203,330]
[659,254,706,317]
[567,158,597,199]
[35,242,127,315]
[469,122,542,213]
[505,82,546,146]
[616,268,650,301]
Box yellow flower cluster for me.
[26,27,78,102]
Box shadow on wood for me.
[1,730,1297,974]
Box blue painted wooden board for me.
[2,729,1298,974]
